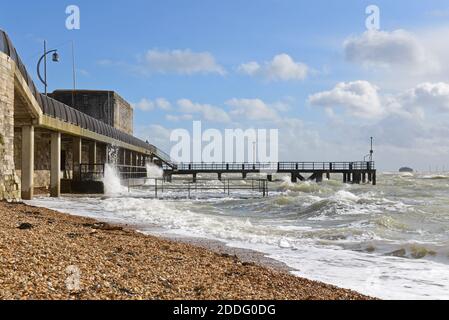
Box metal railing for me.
[163,161,375,172]
[73,163,105,181]
[128,177,269,198]
[74,164,148,181]
[73,161,376,182]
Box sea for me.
[26,166,449,300]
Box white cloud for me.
[140,49,226,75]
[133,98,154,111]
[238,61,261,75]
[344,30,439,75]
[155,98,172,110]
[309,80,449,121]
[238,54,309,81]
[132,98,172,112]
[177,99,231,123]
[135,124,172,152]
[165,114,193,122]
[226,98,280,121]
[308,81,384,119]
[401,82,449,112]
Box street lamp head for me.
[52,51,59,62]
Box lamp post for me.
[37,40,59,96]
[363,137,375,162]
[253,141,256,163]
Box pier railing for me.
[74,163,148,181]
[128,177,269,198]
[73,161,376,181]
[163,161,375,172]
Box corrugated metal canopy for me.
[0,29,173,164]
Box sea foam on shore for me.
[26,172,449,299]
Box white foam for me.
[146,163,164,178]
[24,172,449,300]
[103,164,127,195]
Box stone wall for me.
[49,90,134,135]
[14,129,51,188]
[15,131,109,186]
[0,53,20,201]
[113,93,133,135]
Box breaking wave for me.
[26,172,449,299]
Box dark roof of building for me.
[52,89,119,95]
[0,29,171,164]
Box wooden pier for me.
[162,162,377,185]
[68,161,376,196]
[75,161,376,188]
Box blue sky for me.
[2,1,449,170]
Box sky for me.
[2,0,449,171]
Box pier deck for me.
[78,161,376,186]
[162,161,377,185]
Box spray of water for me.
[146,163,164,178]
[103,164,127,194]
[107,145,119,165]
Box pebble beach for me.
[0,201,371,300]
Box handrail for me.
[163,161,375,172]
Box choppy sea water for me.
[27,172,449,300]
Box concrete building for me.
[0,30,171,202]
[49,90,133,135]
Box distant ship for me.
[399,167,414,173]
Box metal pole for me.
[44,40,47,95]
[253,142,256,163]
[71,41,76,107]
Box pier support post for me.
[343,173,347,184]
[73,137,82,180]
[353,172,361,184]
[267,175,273,182]
[218,173,222,181]
[291,173,298,183]
[122,149,127,165]
[372,172,377,186]
[326,172,330,180]
[242,172,247,179]
[362,173,366,184]
[89,141,97,171]
[21,126,34,200]
[316,173,323,183]
[50,132,61,197]
[165,174,172,183]
[193,173,197,183]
